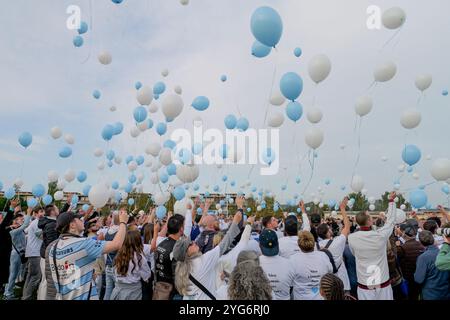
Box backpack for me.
[317,239,339,274]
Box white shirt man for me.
[348,195,397,300]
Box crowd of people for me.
[1,191,450,301]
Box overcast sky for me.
[1,0,449,206]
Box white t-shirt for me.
[289,251,333,300]
[114,253,151,284]
[259,255,295,300]
[245,239,262,255]
[318,235,350,290]
[25,218,43,258]
[279,236,300,259]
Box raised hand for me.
[389,191,397,202]
[298,200,306,213]
[340,197,349,211]
[235,196,245,209]
[233,211,243,224]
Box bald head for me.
[203,215,219,231]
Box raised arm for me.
[183,202,193,238]
[103,209,129,254]
[218,211,243,256]
[377,192,397,239]
[339,197,351,238]
[11,207,32,234]
[299,200,310,231]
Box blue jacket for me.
[414,245,450,300]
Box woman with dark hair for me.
[320,273,345,300]
[111,230,151,300]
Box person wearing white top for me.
[259,229,295,300]
[262,215,284,238]
[279,209,311,258]
[348,191,397,301]
[290,230,333,300]
[317,197,352,291]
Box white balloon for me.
[50,127,62,139]
[159,148,173,166]
[94,148,104,157]
[174,85,183,95]
[13,178,23,188]
[98,51,112,65]
[228,198,234,204]
[150,173,159,184]
[415,74,432,92]
[305,127,324,149]
[97,162,105,171]
[54,191,64,201]
[270,92,286,106]
[161,68,169,77]
[319,203,324,208]
[374,61,397,82]
[257,205,262,212]
[215,204,221,210]
[355,96,373,117]
[368,196,376,204]
[154,192,168,206]
[88,183,110,208]
[331,211,337,217]
[351,175,365,193]
[146,143,161,157]
[130,126,140,138]
[136,86,153,106]
[128,161,138,172]
[395,209,407,224]
[174,198,193,216]
[162,94,184,119]
[381,156,388,162]
[110,106,117,112]
[137,173,144,183]
[308,54,332,84]
[431,158,450,181]
[64,169,76,183]
[64,134,75,145]
[268,111,284,128]
[400,204,406,210]
[148,102,159,113]
[361,189,368,196]
[114,156,122,165]
[412,173,420,180]
[382,7,406,30]
[138,122,148,132]
[48,170,59,183]
[56,179,66,190]
[426,155,432,161]
[369,204,375,211]
[398,164,406,172]
[400,108,421,129]
[339,144,346,150]
[306,107,323,124]
[176,164,199,183]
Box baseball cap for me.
[172,237,192,262]
[259,229,279,257]
[56,211,83,233]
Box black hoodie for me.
[38,203,70,258]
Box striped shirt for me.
[49,236,105,300]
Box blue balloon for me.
[236,117,249,132]
[192,96,210,111]
[78,21,88,35]
[111,181,119,190]
[205,191,210,197]
[136,155,145,166]
[18,132,32,148]
[185,185,190,190]
[82,204,90,212]
[286,101,303,122]
[221,75,227,82]
[5,187,15,200]
[82,185,91,196]
[42,194,53,206]
[125,156,134,164]
[27,198,38,208]
[106,150,115,161]
[280,72,303,101]
[159,172,169,184]
[156,206,167,220]
[102,125,114,141]
[71,195,79,206]
[222,175,228,182]
[294,47,302,58]
[128,198,135,206]
[147,119,154,129]
[213,185,220,192]
[246,208,251,213]
[77,171,87,183]
[156,123,167,136]
[164,139,176,150]
[328,200,337,208]
[262,148,276,165]
[154,94,160,100]
[251,40,272,58]
[193,184,200,191]
[192,143,203,155]
[252,186,257,192]
[224,115,238,130]
[135,81,142,90]
[167,163,177,176]
[443,90,449,96]
[409,189,428,209]
[250,6,283,48]
[113,122,124,135]
[196,208,203,214]
[153,82,166,95]
[402,145,421,166]
[297,208,301,213]
[133,106,148,123]
[442,185,450,195]
[124,183,133,193]
[281,185,287,191]
[93,90,101,99]
[73,35,84,47]
[325,179,331,185]
[341,185,346,191]
[173,186,186,201]
[296,177,301,184]
[231,181,236,187]
[178,148,192,164]
[407,166,413,173]
[58,146,72,158]
[32,184,45,198]
[129,174,137,184]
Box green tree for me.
[347,192,369,211]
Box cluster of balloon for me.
[73,21,89,48]
[250,6,283,49]
[101,122,123,142]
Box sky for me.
[0,0,450,206]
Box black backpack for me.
[317,239,339,274]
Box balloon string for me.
[400,181,436,193]
[350,117,363,184]
[81,0,93,64]
[297,151,309,176]
[247,164,255,179]
[312,83,318,107]
[262,49,279,127]
[19,157,25,179]
[380,27,403,51]
[302,150,315,196]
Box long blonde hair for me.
[174,252,202,296]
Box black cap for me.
[259,229,279,256]
[310,213,321,224]
[284,216,298,236]
[56,211,83,233]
